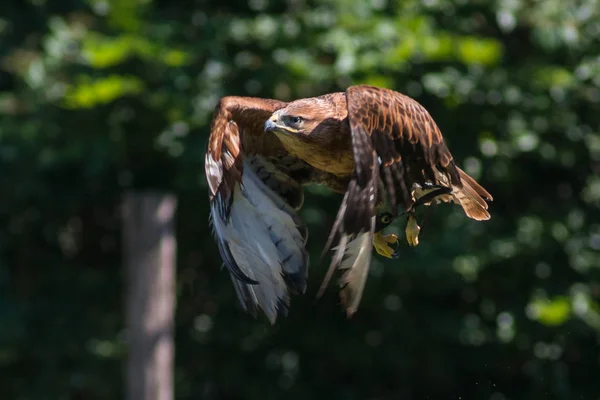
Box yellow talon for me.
[405,213,421,247]
[373,231,400,259]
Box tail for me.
[452,167,493,221]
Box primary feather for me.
[209,160,308,323]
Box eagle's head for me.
[264,94,345,140]
[264,111,309,140]
[263,93,354,176]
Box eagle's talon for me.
[373,232,399,259]
[405,213,421,247]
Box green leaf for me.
[62,75,144,108]
[530,296,571,326]
[457,36,503,66]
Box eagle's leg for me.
[373,232,401,259]
[404,186,449,247]
[405,210,421,247]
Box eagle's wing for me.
[205,96,310,324]
[321,85,492,315]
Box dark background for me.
[1,0,599,398]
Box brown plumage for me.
[205,85,493,323]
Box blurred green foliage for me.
[1,0,600,398]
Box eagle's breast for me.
[274,127,354,177]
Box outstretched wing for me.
[205,96,310,324]
[346,85,466,213]
[346,85,492,220]
[321,85,492,315]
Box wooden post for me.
[123,192,177,400]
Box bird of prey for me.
[205,85,492,323]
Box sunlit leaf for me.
[457,37,503,66]
[529,296,571,326]
[62,75,144,108]
[162,50,192,67]
[533,66,575,90]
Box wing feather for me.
[318,150,379,315]
[319,85,492,315]
[205,96,310,324]
[345,85,492,217]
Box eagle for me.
[205,85,492,323]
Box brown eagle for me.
[205,85,492,323]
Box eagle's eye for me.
[379,212,393,225]
[290,116,302,125]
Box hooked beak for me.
[264,116,278,132]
